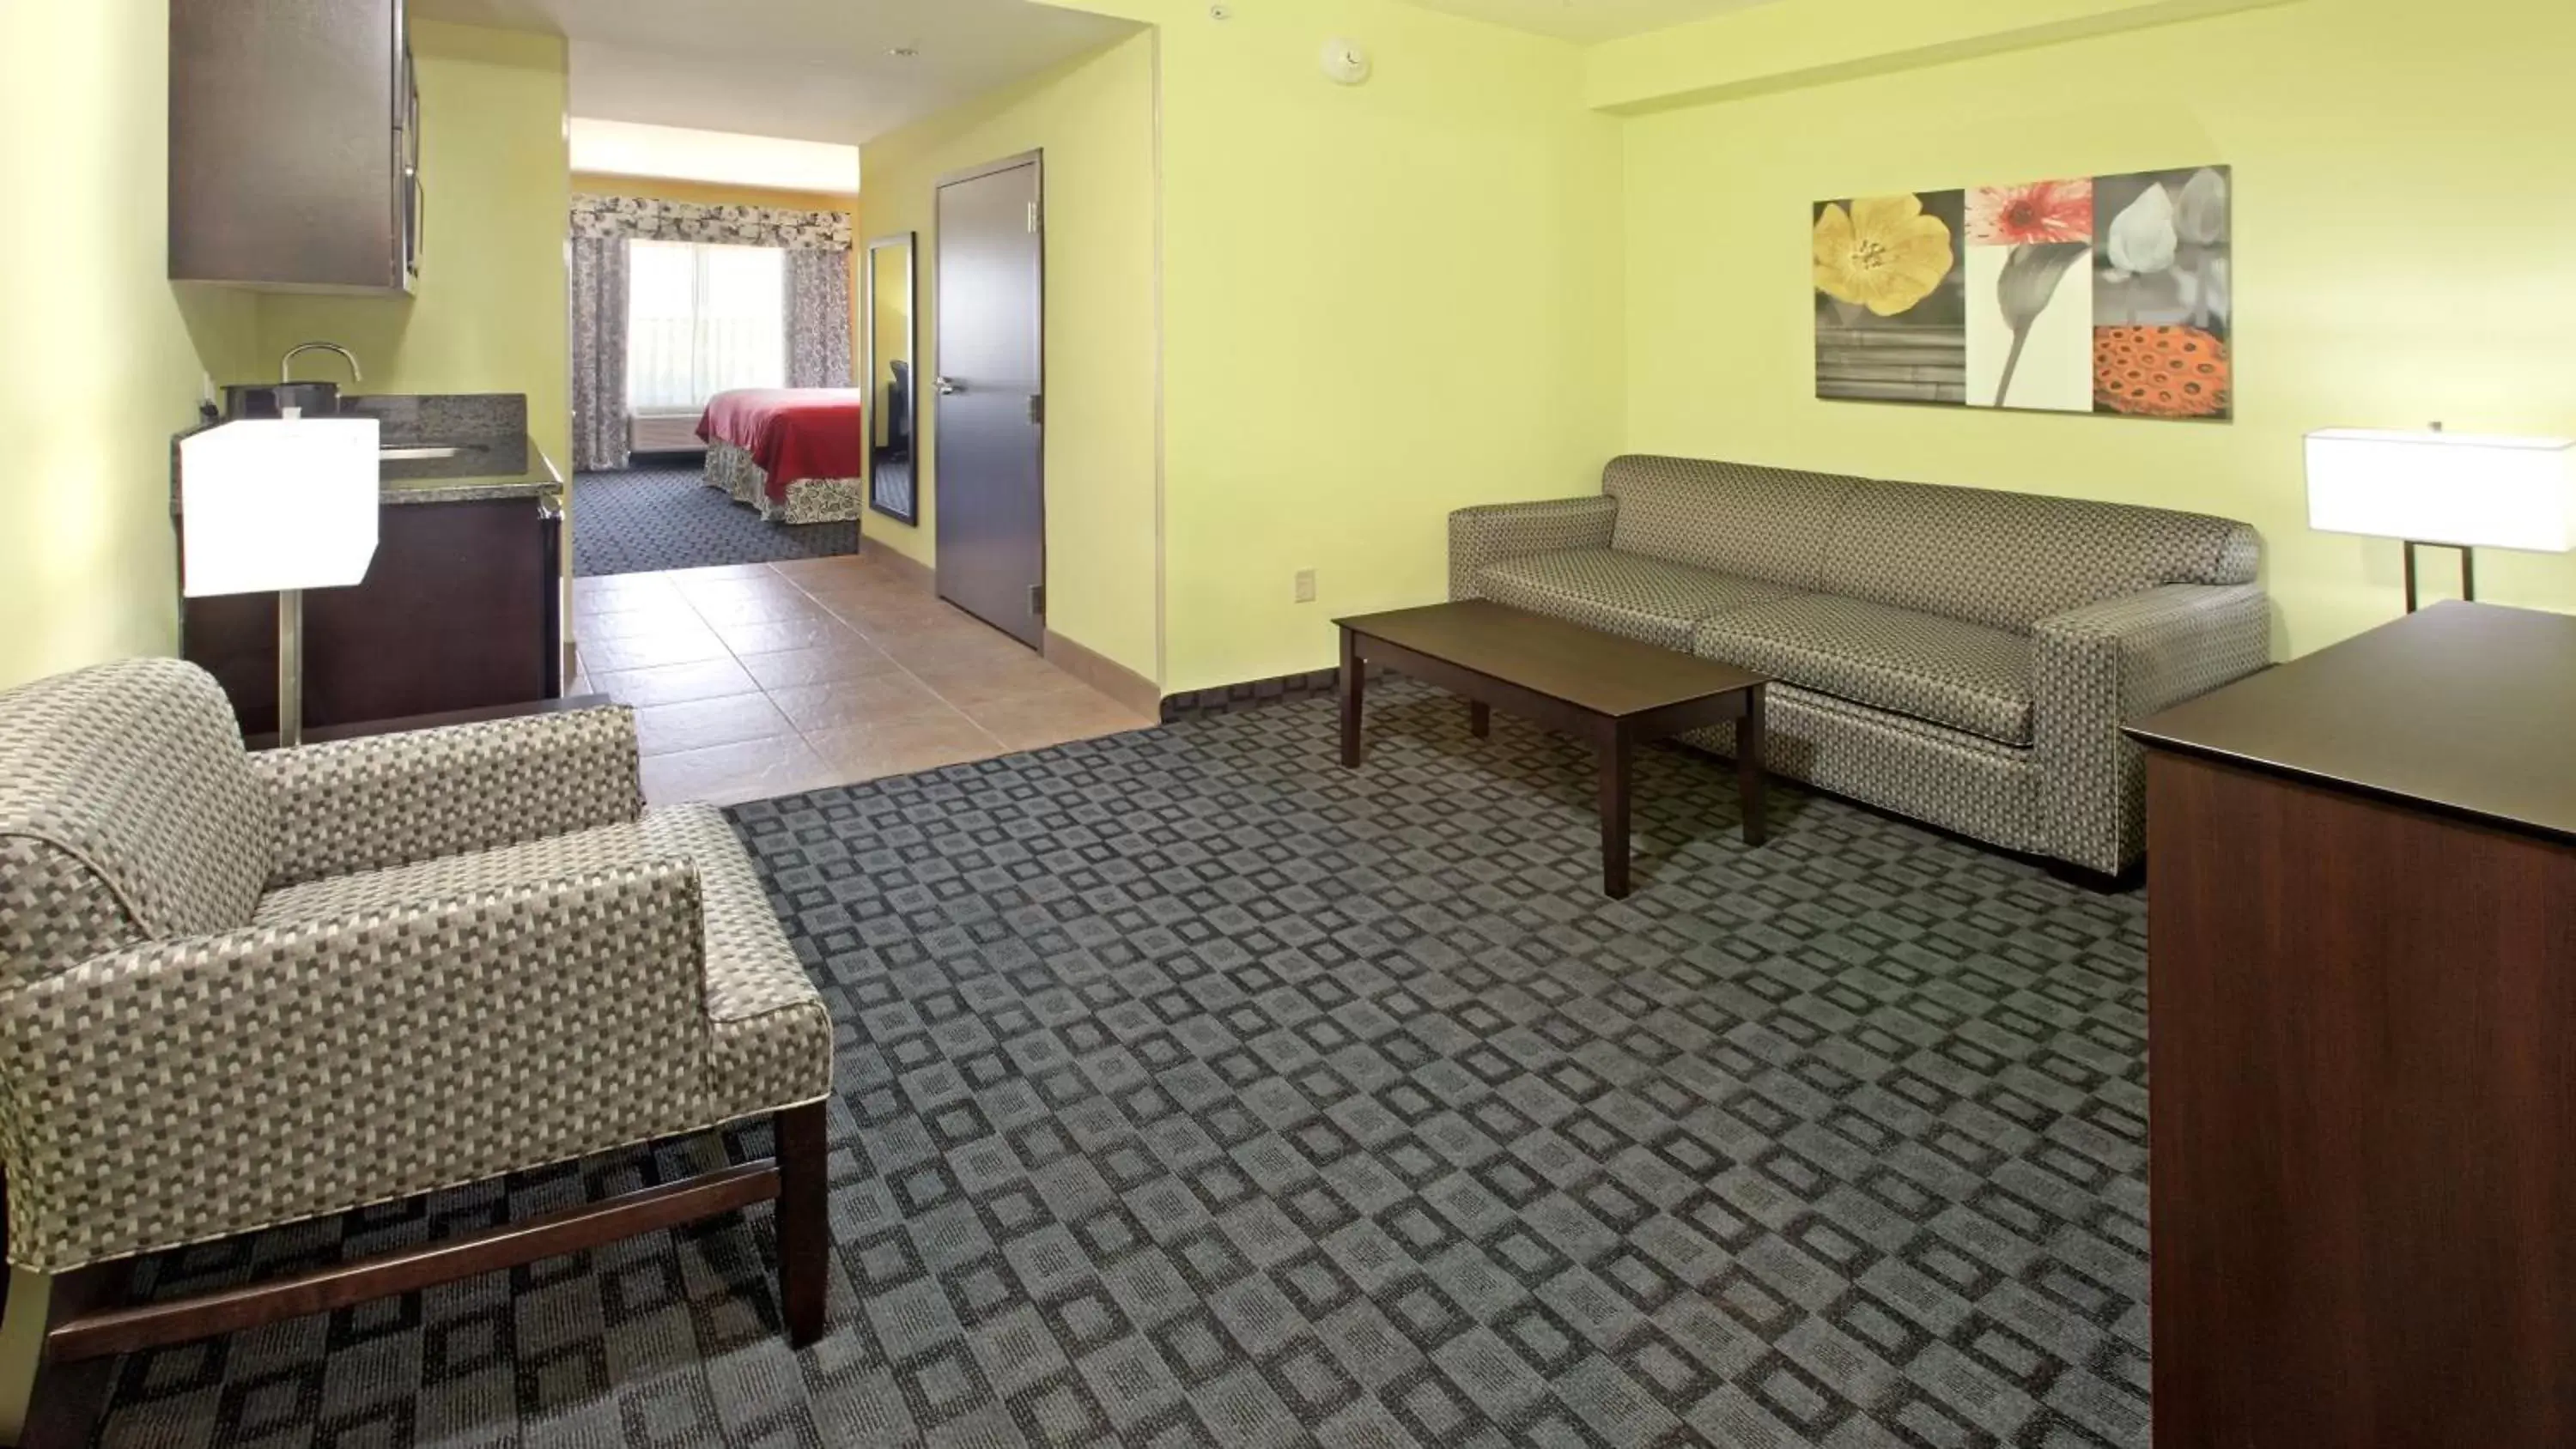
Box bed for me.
[696,388,867,524]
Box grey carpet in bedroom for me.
[574,465,860,578]
[91,680,2150,1447]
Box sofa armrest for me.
[252,706,644,888]
[1449,495,1619,601]
[2033,582,2271,872]
[0,858,710,1272]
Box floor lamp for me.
[179,416,381,746]
[2306,427,2575,613]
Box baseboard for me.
[1160,665,1370,723]
[1042,632,1162,718]
[867,545,936,594]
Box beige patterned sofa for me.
[1450,456,2269,876]
[0,659,833,1435]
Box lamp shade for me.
[2306,429,2576,553]
[180,418,381,597]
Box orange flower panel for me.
[2094,325,2229,419]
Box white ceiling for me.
[409,0,1139,147]
[1395,0,1784,43]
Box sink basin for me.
[380,446,468,461]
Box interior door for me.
[934,157,1045,648]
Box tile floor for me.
[569,553,1158,807]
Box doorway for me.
[933,153,1045,650]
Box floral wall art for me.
[1813,166,2232,420]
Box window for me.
[626,239,787,410]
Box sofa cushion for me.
[1602,456,1859,591]
[1825,480,2261,633]
[1693,595,2037,745]
[0,658,274,985]
[1477,548,1804,652]
[257,803,833,1118]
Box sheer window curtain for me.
[626,239,787,412]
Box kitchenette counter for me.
[378,433,564,507]
[173,391,566,737]
[167,438,562,513]
[173,392,559,513]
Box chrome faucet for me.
[281,341,362,385]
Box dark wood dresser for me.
[2128,602,2576,1447]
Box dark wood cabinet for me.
[169,0,421,294]
[182,497,562,739]
[2129,603,2576,1447]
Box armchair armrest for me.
[252,706,643,888]
[1449,495,1619,601]
[0,858,709,1273]
[2033,582,2271,871]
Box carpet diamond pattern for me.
[575,467,860,578]
[92,681,2148,1447]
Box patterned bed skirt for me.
[703,440,864,524]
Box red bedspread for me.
[696,389,866,500]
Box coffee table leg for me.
[1597,726,1632,899]
[1469,701,1490,738]
[1739,685,1768,846]
[1339,628,1364,768]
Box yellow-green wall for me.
[0,15,564,694]
[258,22,571,475]
[25,0,2553,700]
[947,0,1628,694]
[1584,0,2293,112]
[1152,2,1625,693]
[1619,0,2576,657]
[0,0,258,689]
[860,33,1164,681]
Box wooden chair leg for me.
[2,1264,127,1449]
[0,1119,834,1442]
[774,1101,829,1347]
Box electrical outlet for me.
[1294,569,1318,604]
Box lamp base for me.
[2402,541,2476,615]
[277,588,305,749]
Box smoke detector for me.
[1321,39,1371,86]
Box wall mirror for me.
[865,232,919,524]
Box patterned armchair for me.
[0,659,832,1442]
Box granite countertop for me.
[171,393,561,513]
[170,433,562,513]
[379,433,565,506]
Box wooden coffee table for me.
[1337,600,1769,899]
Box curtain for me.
[787,250,854,389]
[568,235,630,472]
[627,239,788,410]
[573,194,851,251]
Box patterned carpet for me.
[870,454,916,525]
[574,466,860,578]
[91,681,2150,1447]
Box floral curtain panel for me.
[786,251,854,389]
[571,194,853,251]
[568,235,630,472]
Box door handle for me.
[936,377,964,397]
